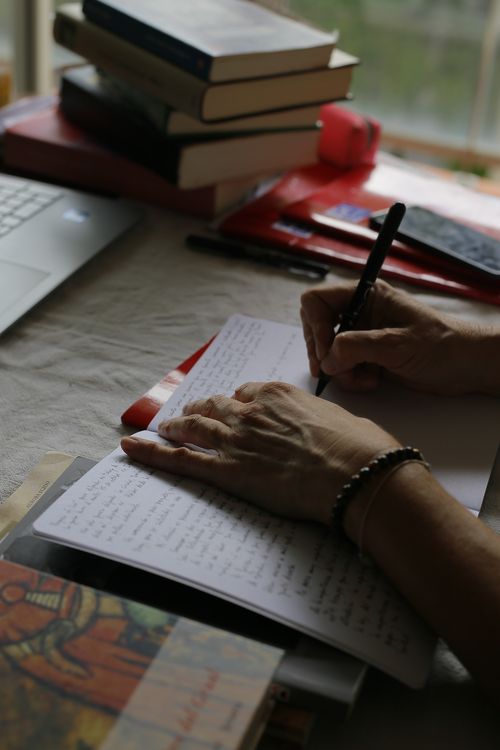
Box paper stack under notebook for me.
[31,0,358,218]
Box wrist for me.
[328,447,429,545]
[343,459,434,548]
[449,321,500,396]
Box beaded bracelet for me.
[331,446,429,537]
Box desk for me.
[1,203,500,748]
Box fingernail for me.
[121,436,139,449]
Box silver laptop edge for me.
[0,173,143,335]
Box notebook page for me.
[33,429,434,688]
[34,314,500,687]
[150,314,500,512]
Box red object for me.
[121,339,214,428]
[3,105,258,219]
[318,104,380,168]
[217,162,500,306]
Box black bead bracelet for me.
[331,446,428,535]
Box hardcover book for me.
[73,65,322,137]
[55,5,358,122]
[0,557,283,749]
[82,0,337,82]
[58,66,321,188]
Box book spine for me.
[53,10,207,120]
[59,74,180,185]
[97,71,173,135]
[82,0,213,80]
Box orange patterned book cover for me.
[0,558,282,749]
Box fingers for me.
[182,393,241,425]
[300,283,362,377]
[121,436,224,485]
[333,364,382,392]
[233,381,267,403]
[322,328,410,376]
[300,288,343,361]
[158,413,231,449]
[300,313,320,377]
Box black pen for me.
[315,202,406,397]
[186,233,331,280]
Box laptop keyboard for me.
[0,175,62,237]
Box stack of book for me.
[2,0,359,218]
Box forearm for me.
[343,464,500,699]
[458,324,500,396]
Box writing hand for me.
[301,279,500,396]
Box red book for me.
[218,162,500,306]
[282,160,500,241]
[3,105,261,219]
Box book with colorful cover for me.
[2,106,262,218]
[217,162,500,306]
[55,5,357,122]
[82,0,337,82]
[0,557,282,749]
[1,454,367,720]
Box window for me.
[4,0,500,169]
[289,0,500,167]
[0,0,13,105]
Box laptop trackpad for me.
[0,261,49,316]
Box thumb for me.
[322,328,410,375]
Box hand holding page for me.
[33,315,500,688]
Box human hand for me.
[301,279,500,396]
[121,381,399,526]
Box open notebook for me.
[33,315,500,688]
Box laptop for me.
[0,172,143,335]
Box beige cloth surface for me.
[1,204,500,747]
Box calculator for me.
[370,205,500,278]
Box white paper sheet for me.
[34,314,500,688]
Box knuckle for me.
[173,446,192,463]
[239,402,265,425]
[204,395,224,414]
[234,383,249,398]
[185,413,203,430]
[261,381,293,397]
